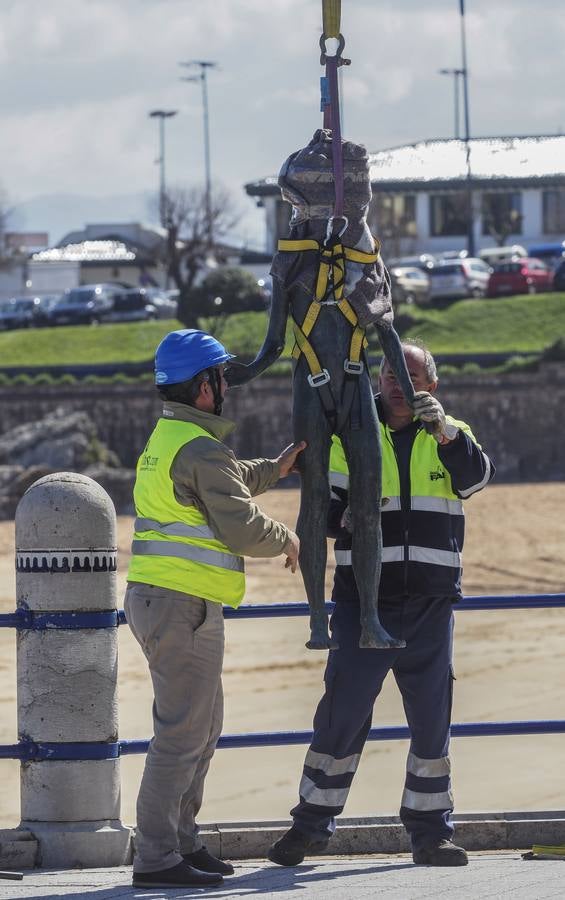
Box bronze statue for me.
[228,129,417,649]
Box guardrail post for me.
[15,473,132,868]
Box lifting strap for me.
[320,0,350,222]
[277,236,379,432]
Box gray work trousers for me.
[124,582,224,873]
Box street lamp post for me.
[458,0,475,258]
[438,67,464,139]
[149,109,178,228]
[179,60,218,248]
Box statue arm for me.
[226,279,290,386]
[374,321,416,405]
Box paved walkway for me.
[0,853,563,900]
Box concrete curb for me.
[2,811,564,868]
[0,829,38,870]
[199,811,565,860]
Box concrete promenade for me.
[0,853,563,900]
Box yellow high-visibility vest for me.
[128,418,245,607]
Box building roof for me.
[32,240,137,263]
[56,223,165,252]
[246,134,565,196]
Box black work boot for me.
[132,860,223,888]
[183,846,234,875]
[268,825,329,867]
[412,839,468,867]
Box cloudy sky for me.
[1,0,563,246]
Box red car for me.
[487,258,553,297]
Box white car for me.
[479,245,527,267]
[429,258,492,302]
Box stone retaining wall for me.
[0,363,563,482]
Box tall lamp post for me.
[179,60,218,248]
[459,0,475,258]
[149,109,178,228]
[438,67,464,139]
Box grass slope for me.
[0,293,563,366]
[401,293,565,353]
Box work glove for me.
[412,391,459,443]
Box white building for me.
[245,134,565,259]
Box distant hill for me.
[10,191,158,246]
[9,188,265,251]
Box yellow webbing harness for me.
[277,236,380,431]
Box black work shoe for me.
[183,846,235,875]
[268,825,329,867]
[413,839,469,867]
[132,860,223,888]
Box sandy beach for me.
[1,483,564,829]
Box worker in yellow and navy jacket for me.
[125,329,304,890]
[269,339,494,870]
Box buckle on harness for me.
[308,369,331,388]
[344,359,364,375]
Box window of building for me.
[543,189,565,233]
[482,192,522,237]
[369,193,417,239]
[429,194,469,237]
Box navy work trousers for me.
[291,596,455,852]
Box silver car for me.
[429,258,492,302]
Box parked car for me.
[50,284,119,326]
[527,242,565,271]
[32,294,65,327]
[387,253,437,272]
[479,245,527,267]
[389,266,430,305]
[429,258,492,302]
[142,288,178,318]
[0,296,40,330]
[105,289,176,323]
[553,259,565,292]
[436,249,468,261]
[487,258,554,297]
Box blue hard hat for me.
[154,329,235,385]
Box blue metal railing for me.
[1,594,564,761]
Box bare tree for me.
[482,193,523,247]
[0,188,13,270]
[159,185,241,327]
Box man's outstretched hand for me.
[276,441,307,478]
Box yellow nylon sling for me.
[277,237,378,379]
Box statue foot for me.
[359,625,406,650]
[306,620,339,650]
[306,636,340,650]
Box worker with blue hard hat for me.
[125,328,305,890]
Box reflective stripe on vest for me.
[134,517,216,540]
[330,423,469,576]
[128,418,245,607]
[132,539,244,572]
[334,545,460,568]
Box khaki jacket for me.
[162,401,292,558]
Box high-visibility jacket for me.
[329,416,483,599]
[127,418,245,607]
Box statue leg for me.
[341,388,406,650]
[293,387,337,651]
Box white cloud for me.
[0,0,563,238]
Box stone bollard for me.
[15,473,132,868]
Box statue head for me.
[278,129,372,227]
